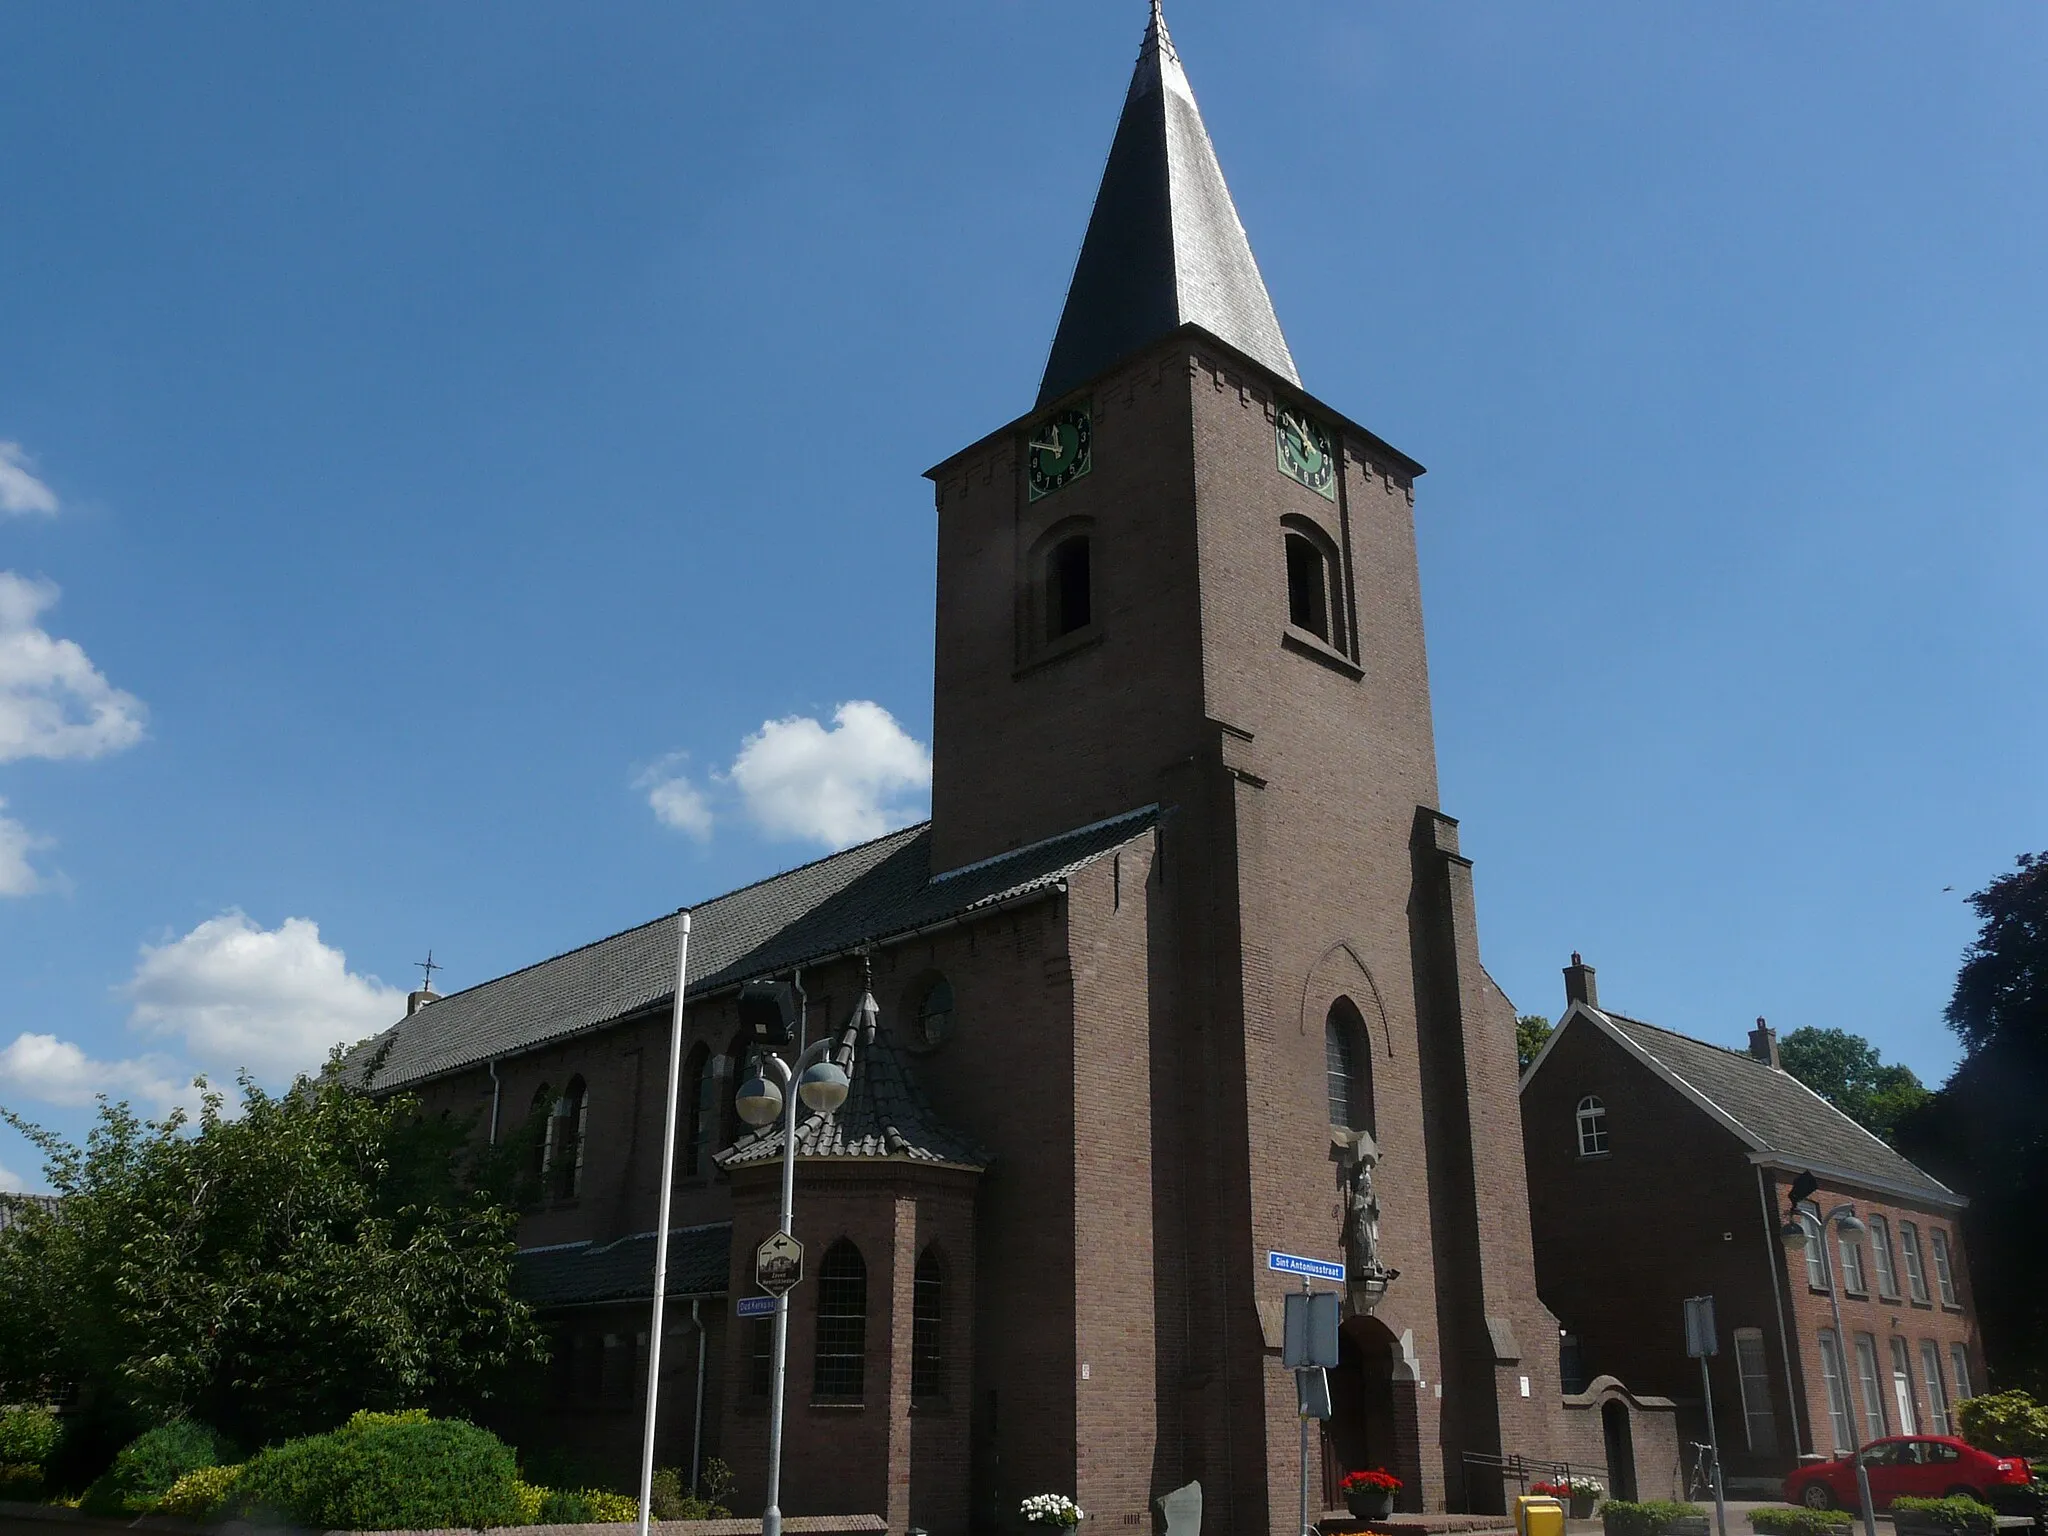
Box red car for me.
[1783,1436,2031,1512]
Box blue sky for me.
[2,3,2042,1189]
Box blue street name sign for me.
[736,1295,779,1318]
[1267,1250,1346,1283]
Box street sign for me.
[756,1231,804,1295]
[1267,1250,1346,1283]
[1684,1294,1719,1359]
[1295,1367,1332,1421]
[736,1295,778,1318]
[1283,1291,1341,1369]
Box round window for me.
[916,978,955,1049]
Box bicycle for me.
[1684,1442,1718,1502]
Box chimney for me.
[406,987,439,1017]
[1563,953,1598,1009]
[1748,1016,1780,1069]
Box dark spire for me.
[1037,2,1300,407]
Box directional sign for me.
[1267,1250,1346,1283]
[1684,1294,1719,1359]
[1284,1291,1342,1369]
[755,1231,804,1296]
[735,1295,779,1318]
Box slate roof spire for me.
[1037,2,1300,407]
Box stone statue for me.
[1336,1128,1382,1276]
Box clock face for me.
[1276,406,1337,501]
[1026,404,1093,501]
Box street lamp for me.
[737,988,871,1536]
[1780,1201,1878,1536]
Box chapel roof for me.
[514,1221,732,1308]
[1037,2,1299,407]
[349,805,1160,1093]
[1537,1005,1959,1207]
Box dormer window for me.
[1046,533,1092,639]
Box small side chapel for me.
[360,7,1607,1534]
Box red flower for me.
[1341,1469,1403,1493]
[1530,1483,1568,1497]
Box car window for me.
[1861,1444,1900,1465]
[1930,1443,1959,1463]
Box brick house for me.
[353,8,1661,1532]
[1521,957,1984,1488]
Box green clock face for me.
[1026,405,1093,501]
[1277,406,1337,501]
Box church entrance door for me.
[1321,1316,1418,1511]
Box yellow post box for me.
[1515,1495,1566,1536]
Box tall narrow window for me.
[683,1047,715,1176]
[814,1239,867,1399]
[530,1084,555,1187]
[1949,1344,1973,1401]
[1900,1222,1929,1303]
[1838,1228,1869,1293]
[912,1247,945,1399]
[1734,1328,1779,1455]
[1869,1214,1899,1298]
[1930,1229,1958,1306]
[1576,1096,1609,1157]
[1854,1333,1888,1435]
[551,1078,588,1201]
[1817,1330,1853,1454]
[748,1317,772,1396]
[1325,1000,1373,1134]
[1890,1336,1919,1433]
[1046,535,1092,639]
[1920,1340,1951,1434]
[1286,533,1331,641]
[1802,1213,1831,1290]
[915,977,955,1051]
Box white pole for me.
[638,910,692,1536]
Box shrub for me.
[1958,1392,2048,1460]
[81,1421,235,1515]
[234,1414,521,1531]
[1602,1500,1707,1536]
[1890,1497,1997,1536]
[157,1464,245,1519]
[538,1488,593,1523]
[648,1466,728,1521]
[0,1406,62,1468]
[1751,1507,1854,1536]
[0,1463,44,1500]
[511,1479,546,1525]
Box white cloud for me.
[0,799,50,896]
[0,1157,32,1192]
[728,700,932,850]
[645,771,713,839]
[126,912,406,1083]
[0,444,59,518]
[0,1032,185,1110]
[0,573,147,764]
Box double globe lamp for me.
[735,1056,851,1125]
[1781,1203,1879,1536]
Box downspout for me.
[691,1298,707,1492]
[1757,1164,1806,1456]
[488,1059,502,1145]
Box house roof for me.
[1036,2,1298,406]
[350,806,1160,1093]
[514,1222,732,1309]
[0,1193,60,1234]
[1535,1004,1959,1208]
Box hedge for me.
[1958,1393,2048,1461]
[1602,1500,1707,1536]
[232,1414,521,1532]
[0,1406,62,1468]
[1891,1497,1997,1536]
[157,1463,246,1518]
[1750,1507,1855,1536]
[81,1420,236,1515]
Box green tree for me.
[1777,1026,1931,1144]
[1898,852,2048,1395]
[1517,1014,1554,1071]
[0,1054,546,1448]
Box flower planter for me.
[1570,1496,1597,1520]
[1346,1489,1396,1521]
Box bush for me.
[534,1487,637,1524]
[511,1479,546,1525]
[233,1414,521,1531]
[1891,1497,1997,1536]
[648,1466,729,1521]
[0,1406,61,1468]
[157,1464,244,1519]
[1602,1500,1707,1536]
[1751,1507,1854,1536]
[1958,1392,2048,1460]
[81,1421,235,1515]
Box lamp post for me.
[733,992,869,1536]
[1780,1200,1878,1536]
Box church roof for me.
[1037,2,1299,407]
[718,1013,991,1173]
[351,805,1160,1093]
[515,1221,732,1308]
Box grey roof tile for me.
[1598,1010,1954,1202]
[351,807,1158,1093]
[514,1222,732,1308]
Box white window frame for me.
[1869,1214,1900,1299]
[1900,1221,1930,1303]
[1920,1339,1951,1434]
[1734,1327,1779,1455]
[1576,1095,1609,1157]
[1838,1229,1869,1294]
[1890,1335,1920,1434]
[1949,1343,1974,1401]
[1802,1212,1831,1290]
[1855,1332,1889,1435]
[1818,1329,1854,1455]
[1930,1228,1959,1307]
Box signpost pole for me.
[763,1055,799,1536]
[1299,1275,1312,1536]
[636,910,690,1536]
[1684,1296,1730,1536]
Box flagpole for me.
[638,909,692,1536]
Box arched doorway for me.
[1602,1399,1637,1502]
[1322,1316,1422,1512]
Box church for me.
[360,8,1656,1533]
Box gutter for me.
[1757,1164,1807,1458]
[1744,1150,1966,1211]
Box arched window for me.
[530,1083,554,1185]
[683,1046,715,1177]
[912,1247,945,1398]
[815,1239,867,1399]
[1575,1095,1609,1157]
[551,1077,588,1201]
[1324,999,1374,1134]
[1284,519,1345,651]
[721,1032,750,1154]
[1045,534,1092,639]
[914,977,955,1050]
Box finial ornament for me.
[416,950,441,991]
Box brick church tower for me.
[925,5,1564,1529]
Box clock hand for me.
[1029,427,1065,458]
